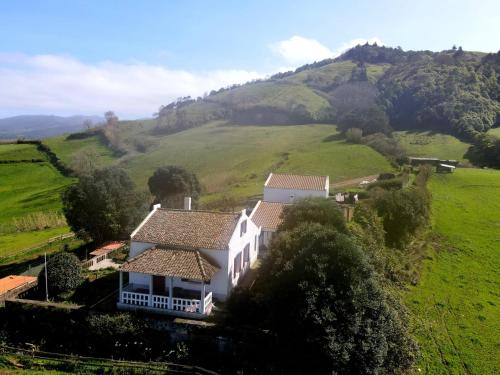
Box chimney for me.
[184,197,192,210]
[153,203,161,211]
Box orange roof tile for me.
[265,173,328,191]
[250,201,288,231]
[120,247,220,282]
[90,241,126,256]
[0,275,37,295]
[132,209,241,250]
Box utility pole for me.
[44,252,49,301]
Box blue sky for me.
[0,0,499,118]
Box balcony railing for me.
[120,287,212,316]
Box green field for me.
[44,134,116,167]
[487,127,500,138]
[0,144,74,259]
[0,143,45,161]
[404,169,500,374]
[120,122,394,203]
[394,131,471,161]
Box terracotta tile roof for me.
[90,241,126,256]
[132,209,241,250]
[250,201,288,231]
[265,173,328,191]
[120,247,220,282]
[0,275,37,295]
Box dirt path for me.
[330,174,379,189]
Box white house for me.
[249,200,288,248]
[117,204,260,318]
[263,173,329,203]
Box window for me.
[240,220,247,236]
[233,252,242,278]
[244,244,250,263]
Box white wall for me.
[263,187,328,203]
[260,229,275,247]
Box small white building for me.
[263,173,329,203]
[249,200,288,248]
[117,205,260,318]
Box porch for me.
[116,247,219,318]
[117,276,213,317]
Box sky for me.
[0,0,499,119]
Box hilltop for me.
[152,44,499,139]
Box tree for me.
[345,127,363,143]
[39,252,82,294]
[148,166,201,208]
[278,197,347,233]
[373,187,430,247]
[255,223,418,374]
[70,148,101,176]
[103,111,121,151]
[62,167,146,243]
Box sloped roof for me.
[90,241,126,256]
[250,201,288,231]
[132,209,241,250]
[0,275,37,295]
[120,247,219,282]
[265,173,328,191]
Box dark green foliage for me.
[256,223,417,374]
[367,178,403,191]
[378,51,500,138]
[38,252,82,294]
[379,172,396,180]
[148,165,201,208]
[362,132,407,163]
[373,187,430,247]
[465,134,500,168]
[62,167,146,242]
[345,127,363,143]
[278,197,347,233]
[338,106,392,135]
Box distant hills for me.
[154,44,499,140]
[0,115,103,139]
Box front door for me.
[153,275,166,295]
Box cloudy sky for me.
[1,0,499,119]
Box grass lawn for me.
[121,122,394,204]
[0,143,44,160]
[394,131,471,161]
[404,168,500,374]
[0,149,75,260]
[43,134,116,166]
[487,127,500,138]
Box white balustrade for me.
[172,297,201,313]
[152,295,169,309]
[122,291,149,306]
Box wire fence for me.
[0,344,218,374]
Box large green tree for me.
[38,252,82,294]
[148,165,201,208]
[256,223,418,374]
[62,167,146,242]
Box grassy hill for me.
[393,131,471,161]
[0,144,74,260]
[404,168,500,374]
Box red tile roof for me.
[0,275,37,295]
[120,247,219,282]
[90,241,126,256]
[250,201,288,231]
[132,209,241,250]
[265,173,328,191]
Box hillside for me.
[0,115,103,139]
[405,169,500,374]
[153,45,499,140]
[0,144,75,259]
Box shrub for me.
[39,253,82,294]
[345,127,363,143]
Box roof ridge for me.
[195,251,207,281]
[270,173,328,178]
[157,208,241,216]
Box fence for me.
[0,344,219,374]
[0,232,75,263]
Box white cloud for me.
[270,36,334,65]
[0,53,263,118]
[271,36,384,67]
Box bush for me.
[278,197,347,233]
[39,253,82,294]
[345,127,363,143]
[367,178,403,191]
